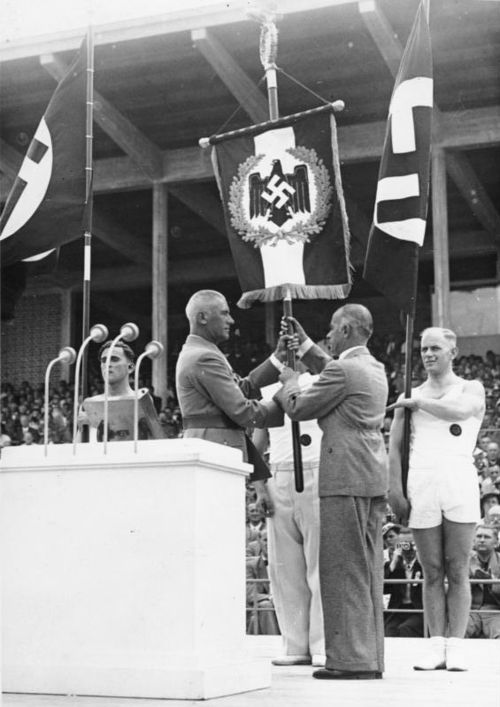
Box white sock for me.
[446,637,468,672]
[413,636,446,671]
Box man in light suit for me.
[176,289,285,506]
[274,304,388,680]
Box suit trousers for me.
[320,495,386,672]
[267,463,325,657]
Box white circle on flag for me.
[1,118,53,240]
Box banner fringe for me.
[330,112,353,280]
[237,283,352,309]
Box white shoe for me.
[413,636,446,671]
[312,654,326,667]
[272,654,311,666]
[446,637,468,672]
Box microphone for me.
[120,322,139,342]
[133,340,164,452]
[103,323,140,454]
[44,346,77,455]
[72,324,109,453]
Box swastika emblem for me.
[261,174,296,208]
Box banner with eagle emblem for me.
[0,38,87,268]
[363,3,433,316]
[212,110,352,308]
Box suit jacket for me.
[469,549,500,609]
[175,334,283,472]
[274,344,388,497]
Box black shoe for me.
[312,668,382,680]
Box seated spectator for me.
[49,407,72,444]
[486,441,500,468]
[485,464,500,488]
[21,430,38,446]
[481,489,500,522]
[465,524,500,639]
[246,502,265,537]
[485,505,500,544]
[18,413,41,443]
[382,522,401,563]
[474,452,489,484]
[246,530,280,636]
[383,527,424,637]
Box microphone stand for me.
[133,341,164,453]
[72,324,109,454]
[44,347,77,456]
[103,322,139,454]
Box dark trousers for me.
[319,495,386,672]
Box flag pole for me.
[81,26,94,403]
[401,310,415,498]
[401,0,430,498]
[258,6,304,493]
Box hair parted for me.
[98,340,136,364]
[420,327,457,348]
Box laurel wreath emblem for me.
[228,146,333,248]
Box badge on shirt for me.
[449,424,462,436]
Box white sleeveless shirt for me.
[409,382,481,474]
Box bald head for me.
[327,304,373,356]
[334,304,373,339]
[185,290,225,325]
[185,289,234,344]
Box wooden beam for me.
[437,106,500,151]
[2,106,499,195]
[24,228,496,296]
[358,0,500,242]
[93,211,151,268]
[95,292,147,324]
[445,151,500,244]
[358,1,403,75]
[40,53,163,180]
[192,28,268,124]
[28,254,236,292]
[168,183,226,235]
[0,0,363,62]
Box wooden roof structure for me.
[1,0,499,343]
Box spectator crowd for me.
[2,333,500,639]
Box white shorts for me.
[408,463,480,529]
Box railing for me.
[245,577,500,635]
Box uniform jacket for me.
[176,334,283,468]
[469,549,500,609]
[274,344,388,497]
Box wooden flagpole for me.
[81,26,94,401]
[257,6,304,493]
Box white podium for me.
[0,439,271,699]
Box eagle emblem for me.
[229,145,333,247]
[249,159,311,227]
